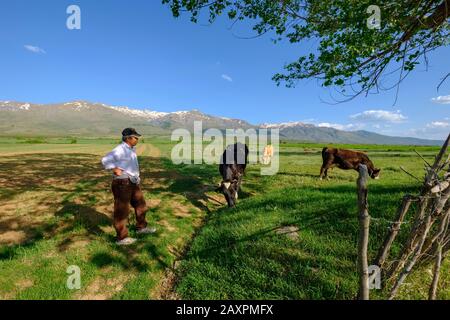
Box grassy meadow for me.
[0,136,448,299]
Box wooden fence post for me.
[357,164,370,300]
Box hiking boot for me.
[136,227,157,235]
[116,237,137,246]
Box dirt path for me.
[137,143,161,158]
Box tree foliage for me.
[162,0,450,100]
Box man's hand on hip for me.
[113,168,123,176]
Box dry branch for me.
[375,195,414,268]
[428,211,449,300]
[387,196,430,280]
[389,214,433,299]
[380,134,450,299]
[424,134,450,188]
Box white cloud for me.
[24,45,46,54]
[317,122,361,131]
[221,74,233,82]
[407,121,450,140]
[426,121,450,128]
[350,110,407,123]
[431,95,450,104]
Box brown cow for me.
[319,147,381,180]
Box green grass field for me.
[0,136,448,299]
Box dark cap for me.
[122,128,142,137]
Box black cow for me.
[218,142,249,207]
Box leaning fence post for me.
[357,164,370,300]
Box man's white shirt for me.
[102,142,140,183]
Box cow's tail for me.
[322,147,328,161]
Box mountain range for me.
[0,100,443,145]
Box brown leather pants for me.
[111,179,148,240]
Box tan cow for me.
[261,144,274,165]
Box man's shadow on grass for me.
[54,201,113,252]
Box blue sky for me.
[1,0,449,139]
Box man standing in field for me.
[101,128,156,245]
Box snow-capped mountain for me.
[106,105,169,120]
[102,104,253,129]
[0,100,442,145]
[260,121,315,129]
[0,101,34,111]
[0,100,253,136]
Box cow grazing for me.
[320,147,381,180]
[261,144,274,165]
[218,142,249,207]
